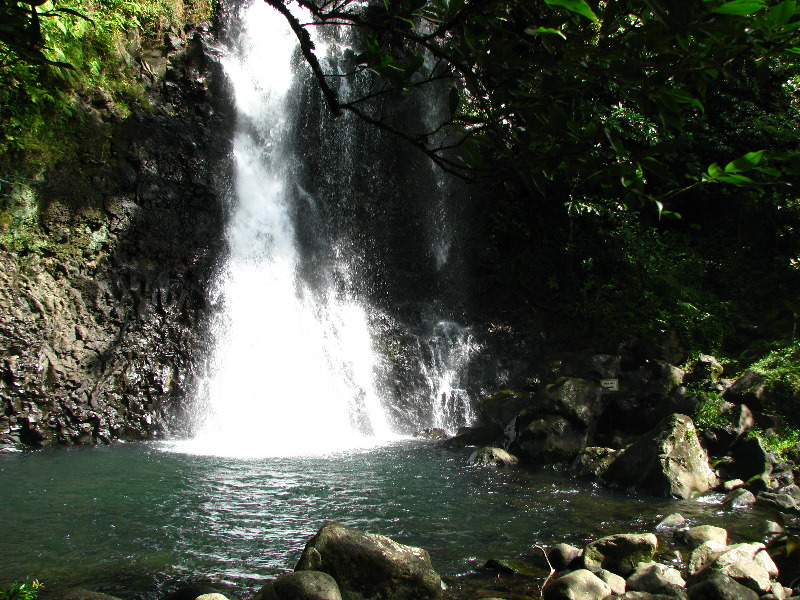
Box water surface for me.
[0,441,773,598]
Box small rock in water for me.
[469,446,519,467]
[656,513,686,530]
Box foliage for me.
[280,0,800,208]
[747,343,800,423]
[695,391,735,430]
[0,0,212,180]
[0,580,43,600]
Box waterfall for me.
[182,0,393,457]
[176,0,481,457]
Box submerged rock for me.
[602,414,718,499]
[295,522,441,600]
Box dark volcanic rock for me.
[0,26,230,447]
[603,414,718,499]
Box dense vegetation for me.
[278,0,800,361]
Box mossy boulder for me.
[583,533,658,576]
[295,522,442,600]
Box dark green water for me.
[0,441,772,599]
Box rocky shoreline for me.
[46,512,799,600]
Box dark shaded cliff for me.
[0,26,232,446]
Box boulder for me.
[414,428,448,440]
[60,590,125,600]
[602,414,718,499]
[686,573,759,600]
[547,543,583,570]
[724,370,769,411]
[583,533,658,576]
[729,437,772,481]
[543,569,612,600]
[479,391,533,430]
[263,572,342,600]
[570,447,620,479]
[596,570,626,595]
[724,488,756,508]
[688,541,729,577]
[691,543,779,593]
[165,587,226,600]
[538,377,608,428]
[757,491,800,514]
[678,525,728,549]
[691,355,724,382]
[294,522,441,600]
[618,593,685,600]
[515,414,589,462]
[626,563,686,596]
[469,446,519,467]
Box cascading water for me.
[419,321,477,432]
[182,0,393,457]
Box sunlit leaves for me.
[713,0,767,15]
[543,0,599,22]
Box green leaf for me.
[543,0,599,22]
[707,162,724,178]
[525,26,567,40]
[714,0,767,15]
[448,0,465,13]
[724,150,764,172]
[768,0,797,27]
[718,173,755,184]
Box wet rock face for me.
[0,26,231,447]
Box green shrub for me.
[0,580,43,600]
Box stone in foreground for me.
[583,533,658,576]
[603,414,718,499]
[543,569,612,600]
[295,522,442,600]
[261,571,342,600]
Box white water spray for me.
[182,0,393,457]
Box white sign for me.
[601,379,619,391]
